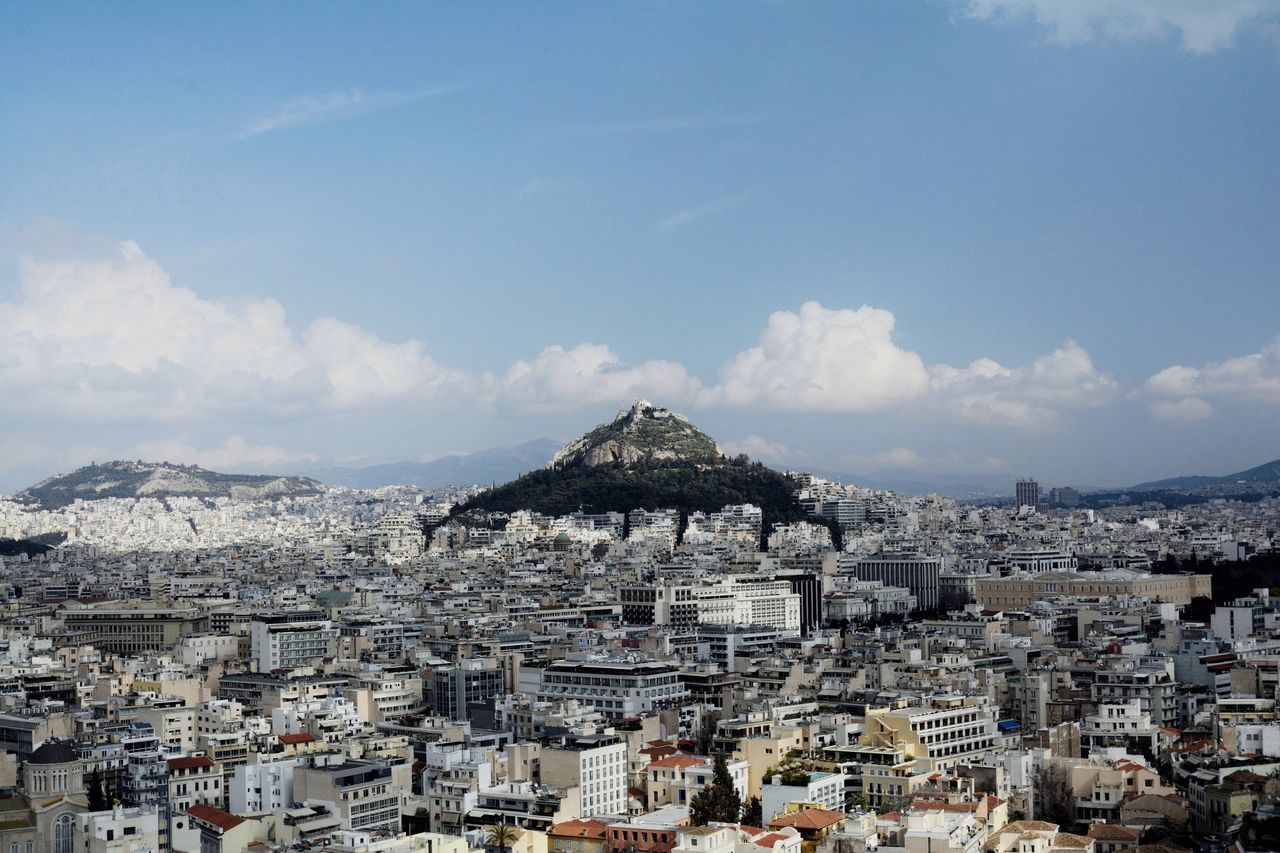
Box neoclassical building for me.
[0,740,89,853]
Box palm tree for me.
[486,823,518,853]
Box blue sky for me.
[2,1,1279,491]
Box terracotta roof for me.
[279,732,315,745]
[167,755,216,771]
[186,803,245,832]
[648,755,706,769]
[1088,824,1140,841]
[551,819,609,839]
[752,833,792,848]
[1052,832,1092,849]
[769,809,846,830]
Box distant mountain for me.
[15,461,323,509]
[455,401,806,525]
[306,438,562,489]
[1134,457,1280,490]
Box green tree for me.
[690,753,743,826]
[88,767,108,812]
[742,795,763,827]
[486,823,518,853]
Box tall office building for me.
[1015,478,1040,512]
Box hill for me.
[14,461,324,509]
[306,439,561,489]
[550,400,723,468]
[454,401,806,527]
[1134,457,1280,490]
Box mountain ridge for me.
[14,461,323,509]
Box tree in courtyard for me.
[690,753,743,825]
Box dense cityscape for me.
[0,401,1278,853]
[7,3,1280,853]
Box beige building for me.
[974,571,1211,610]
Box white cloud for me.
[1138,339,1280,419]
[129,435,318,471]
[235,85,458,140]
[0,242,1121,440]
[0,241,454,422]
[499,343,703,412]
[931,340,1117,427]
[960,0,1280,53]
[658,193,750,232]
[721,435,808,466]
[1149,397,1215,421]
[702,302,932,411]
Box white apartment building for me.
[536,656,689,719]
[761,770,847,822]
[251,617,339,672]
[231,754,304,814]
[541,732,628,818]
[620,577,801,633]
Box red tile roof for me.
[551,819,609,839]
[648,755,706,769]
[186,803,245,832]
[752,833,792,848]
[167,756,216,771]
[279,733,315,745]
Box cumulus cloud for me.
[1137,339,1280,419]
[701,303,1112,426]
[0,241,455,422]
[0,243,1120,442]
[499,343,702,412]
[702,302,932,411]
[959,0,1280,53]
[129,435,318,470]
[931,340,1117,427]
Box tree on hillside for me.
[689,753,743,826]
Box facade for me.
[837,555,942,611]
[57,607,207,655]
[540,732,628,818]
[293,754,409,835]
[250,615,340,672]
[1015,480,1039,512]
[974,570,1212,610]
[428,660,506,721]
[536,658,688,720]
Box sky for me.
[2,1,1280,493]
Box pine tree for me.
[742,795,763,827]
[689,753,743,826]
[88,767,108,812]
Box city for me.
[4,3,1280,853]
[0,400,1279,852]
